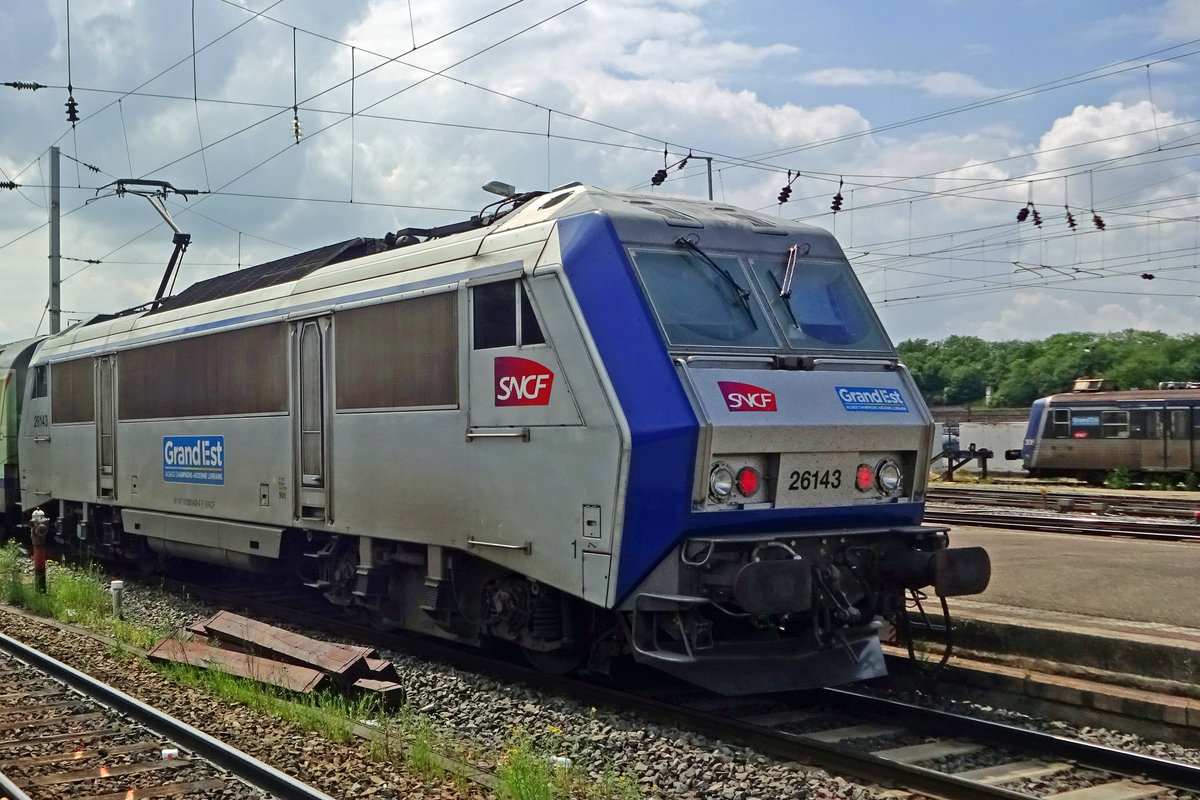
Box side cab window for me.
[466,275,581,428]
[31,365,48,399]
[472,279,545,349]
[1051,408,1070,438]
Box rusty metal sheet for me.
[352,678,406,710]
[195,611,375,678]
[364,658,400,682]
[147,638,326,693]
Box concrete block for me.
[1160,697,1189,727]
[1027,676,1088,706]
[1090,691,1127,714]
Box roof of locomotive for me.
[145,237,385,317]
[522,184,846,259]
[35,184,848,361]
[93,184,844,324]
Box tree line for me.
[896,330,1200,408]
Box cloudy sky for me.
[3,0,1200,345]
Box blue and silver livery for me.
[13,184,989,696]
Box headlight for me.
[875,458,903,494]
[709,464,734,500]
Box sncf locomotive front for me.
[552,190,991,693]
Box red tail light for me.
[736,467,759,496]
[855,464,874,491]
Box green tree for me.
[897,330,1200,406]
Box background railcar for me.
[1021,386,1200,482]
[0,338,42,533]
[8,184,989,694]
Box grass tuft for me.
[498,728,558,800]
[152,657,375,743]
[1104,468,1131,489]
[403,711,445,779]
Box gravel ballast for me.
[0,606,480,799]
[3,565,1199,799]
[0,573,877,800]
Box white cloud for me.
[970,290,1200,341]
[4,1,1200,345]
[1034,101,1177,170]
[1159,0,1200,40]
[798,68,1003,98]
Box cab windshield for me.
[629,249,776,349]
[629,246,892,354]
[746,256,891,353]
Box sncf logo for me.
[495,357,554,406]
[718,381,777,412]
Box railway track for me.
[929,486,1200,520]
[145,573,1200,800]
[671,687,1200,800]
[926,487,1200,541]
[923,508,1200,541]
[0,628,334,800]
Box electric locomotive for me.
[9,183,990,694]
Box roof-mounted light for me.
[482,180,516,198]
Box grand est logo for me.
[718,381,777,412]
[494,357,555,406]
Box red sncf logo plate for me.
[718,381,777,412]
[495,357,554,406]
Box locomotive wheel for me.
[323,545,358,607]
[520,642,586,675]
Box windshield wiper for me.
[674,236,757,329]
[769,271,801,329]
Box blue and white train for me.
[4,183,989,693]
[1017,380,1200,483]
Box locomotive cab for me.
[551,190,991,692]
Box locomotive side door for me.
[1139,405,1167,471]
[1166,406,1192,472]
[293,317,332,522]
[96,355,116,500]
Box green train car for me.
[0,338,42,532]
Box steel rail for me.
[929,486,1200,519]
[0,769,35,800]
[396,649,1037,800]
[923,509,1200,541]
[151,579,1032,799]
[820,688,1200,793]
[592,690,1036,800]
[152,574,1200,800]
[0,630,336,800]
